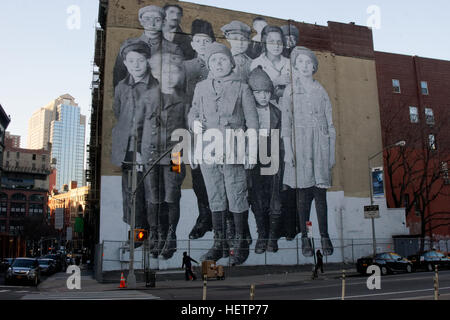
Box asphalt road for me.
[1,269,449,300]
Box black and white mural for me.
[105,3,351,269]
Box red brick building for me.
[375,52,450,238]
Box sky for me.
[1,0,450,147]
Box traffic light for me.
[170,152,181,173]
[134,229,148,242]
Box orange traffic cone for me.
[119,272,127,288]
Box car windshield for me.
[39,260,50,265]
[12,259,34,268]
[390,253,402,259]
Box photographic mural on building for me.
[110,3,336,266]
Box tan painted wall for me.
[101,0,384,198]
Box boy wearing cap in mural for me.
[281,46,336,257]
[221,20,253,82]
[113,5,184,87]
[183,19,216,241]
[140,52,189,260]
[247,66,284,254]
[280,24,300,58]
[111,39,158,237]
[188,42,259,265]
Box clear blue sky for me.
[1,0,449,146]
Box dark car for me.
[357,252,414,275]
[38,258,56,275]
[0,258,14,273]
[5,258,41,286]
[408,250,450,272]
[44,254,65,272]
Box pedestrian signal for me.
[170,152,181,173]
[134,229,148,242]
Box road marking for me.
[21,290,160,300]
[316,286,450,300]
[0,290,9,293]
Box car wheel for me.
[427,263,434,272]
[381,266,388,276]
[406,264,412,273]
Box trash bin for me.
[146,270,156,287]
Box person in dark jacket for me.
[182,252,198,281]
[313,249,324,278]
[162,4,195,60]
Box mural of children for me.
[250,25,291,106]
[247,66,284,253]
[280,24,300,58]
[183,19,216,240]
[113,5,184,87]
[221,21,253,82]
[188,42,259,265]
[111,40,158,234]
[140,54,189,260]
[281,47,336,257]
[247,17,268,59]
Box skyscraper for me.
[27,94,86,190]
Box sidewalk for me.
[40,263,358,293]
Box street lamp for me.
[368,140,406,257]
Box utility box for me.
[201,260,225,280]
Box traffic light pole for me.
[127,144,177,289]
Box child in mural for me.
[140,50,189,260]
[221,21,253,82]
[188,42,259,265]
[246,17,268,59]
[281,46,336,257]
[183,19,216,240]
[280,24,300,58]
[250,25,291,106]
[247,66,284,253]
[113,5,184,87]
[111,40,158,238]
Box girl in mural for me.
[221,20,253,82]
[111,39,158,240]
[188,42,259,265]
[250,25,291,106]
[140,51,189,260]
[281,46,336,257]
[183,19,216,240]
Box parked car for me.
[43,254,65,272]
[357,252,414,275]
[5,258,41,286]
[38,258,56,275]
[0,258,14,273]
[408,250,450,272]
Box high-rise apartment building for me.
[27,94,86,190]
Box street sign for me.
[55,208,64,230]
[364,205,380,219]
[306,221,313,238]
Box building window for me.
[425,108,435,126]
[5,161,9,167]
[32,154,36,160]
[429,134,437,150]
[11,193,26,201]
[421,81,429,95]
[32,163,36,170]
[16,152,19,159]
[392,79,401,93]
[6,151,9,158]
[42,155,46,162]
[409,106,419,123]
[0,202,7,217]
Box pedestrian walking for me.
[182,252,198,281]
